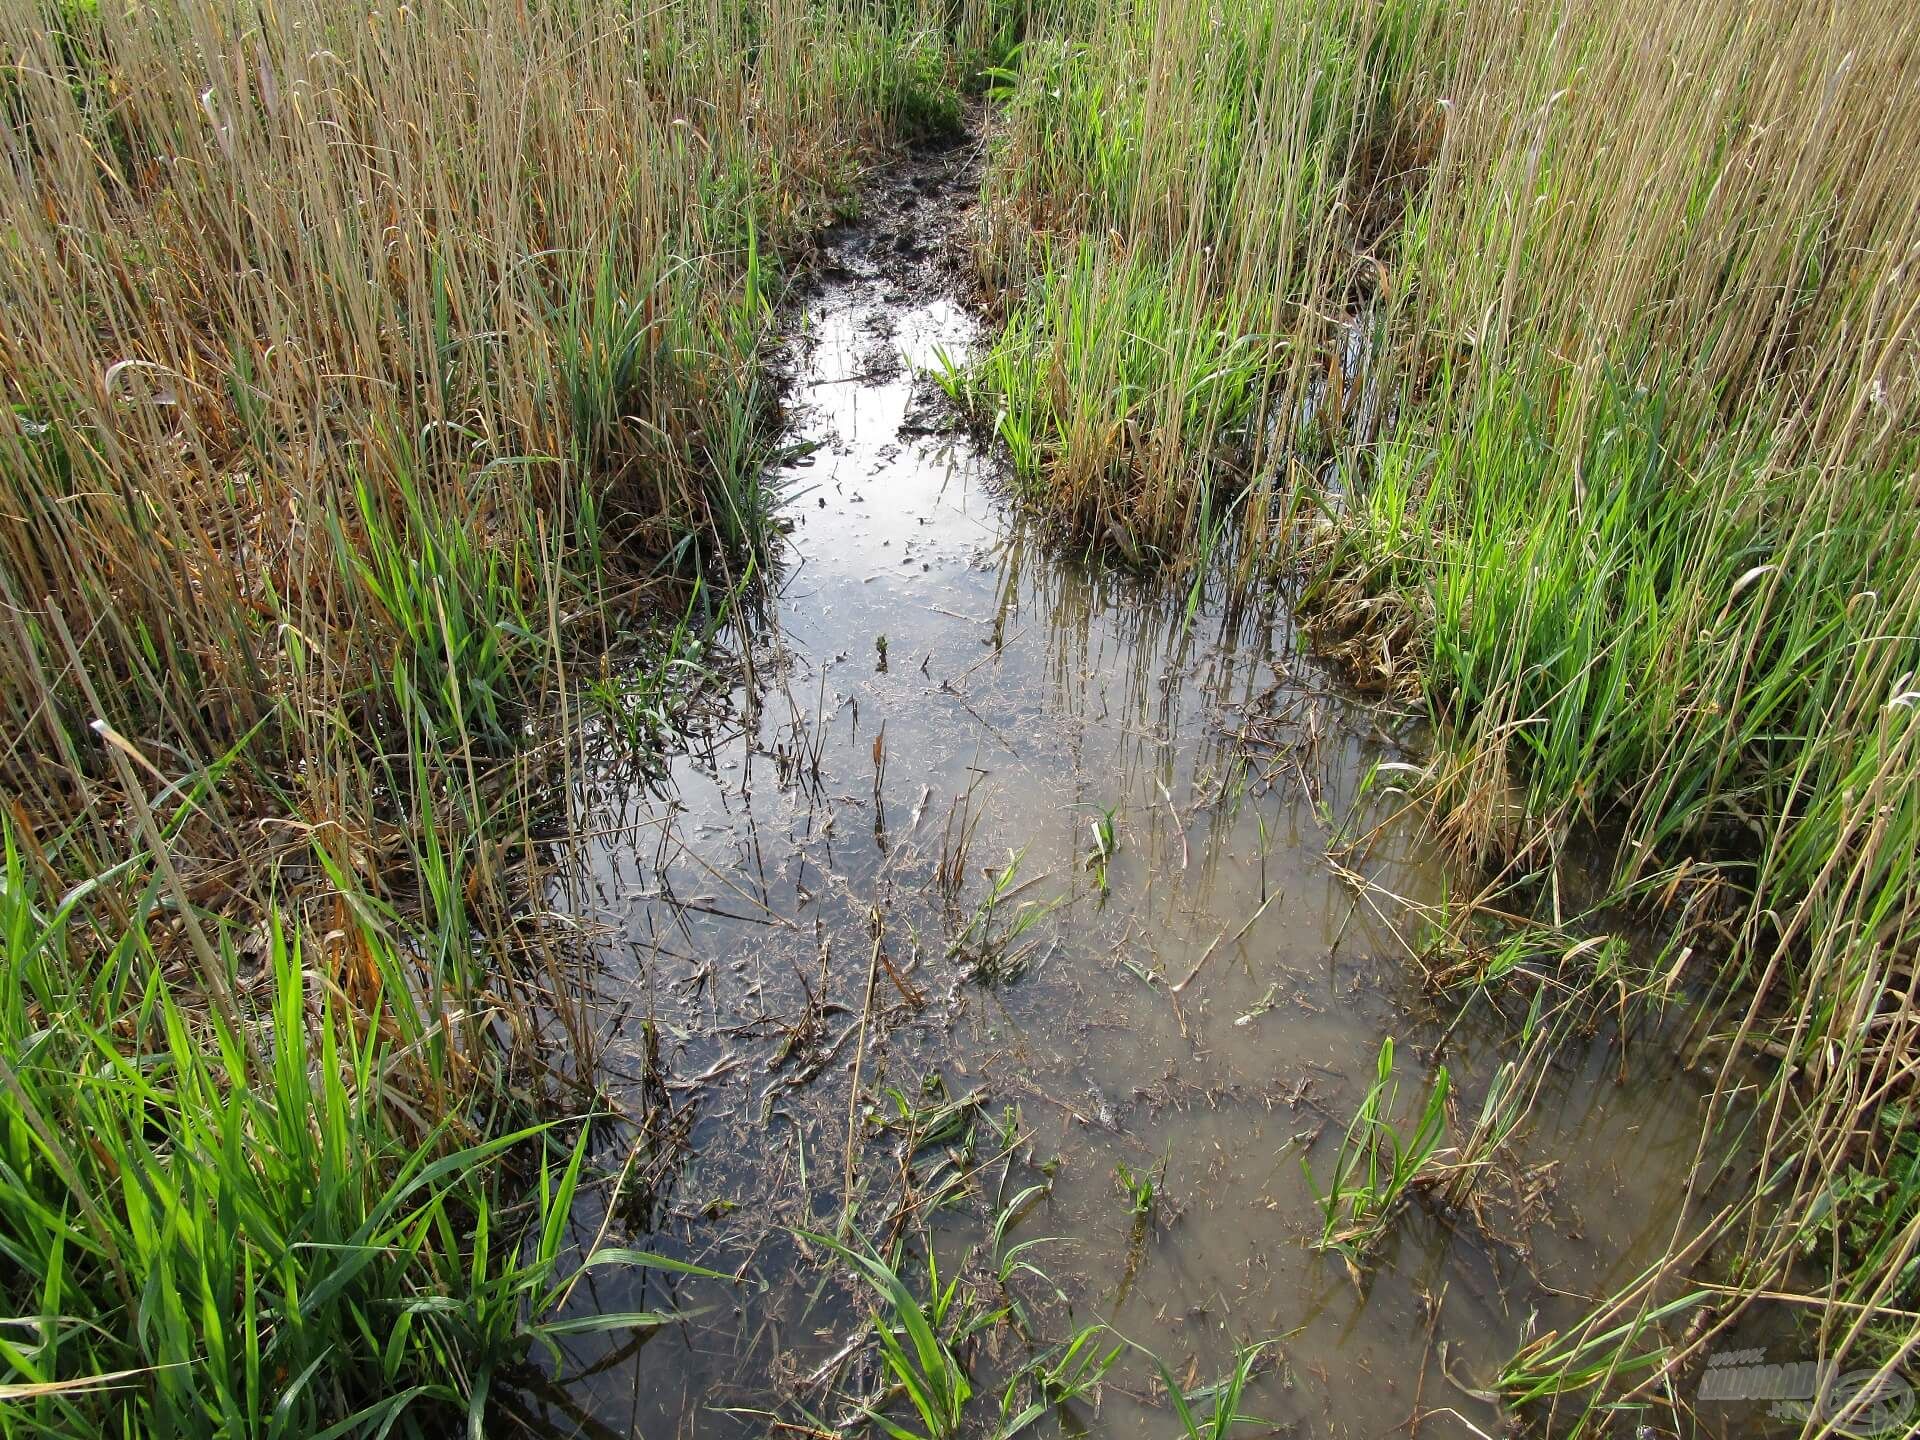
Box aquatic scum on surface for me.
[2,1,1917,1437]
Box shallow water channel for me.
[529,142,1730,1440]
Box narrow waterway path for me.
[530,134,1724,1440]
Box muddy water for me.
[532,142,1726,1440]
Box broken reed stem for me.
[1171,889,1278,993]
[841,907,885,1233]
[93,722,265,1074]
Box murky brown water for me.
[524,144,1743,1440]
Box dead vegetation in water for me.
[1292,526,1432,704]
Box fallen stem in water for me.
[1171,890,1279,993]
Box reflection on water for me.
[531,203,1728,1440]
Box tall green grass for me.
[958,0,1442,552]
[0,825,715,1437]
[0,0,995,1429]
[959,0,1920,1424]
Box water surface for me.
[533,143,1728,1440]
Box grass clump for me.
[954,0,1443,555]
[1304,1037,1449,1265]
[805,1231,981,1440]
[942,240,1278,553]
[0,827,715,1437]
[963,0,1920,1420]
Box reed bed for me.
[0,0,991,1431]
[958,0,1920,1429]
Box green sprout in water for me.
[800,1229,982,1440]
[1115,1159,1156,1218]
[1303,1037,1449,1270]
[1084,803,1119,894]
